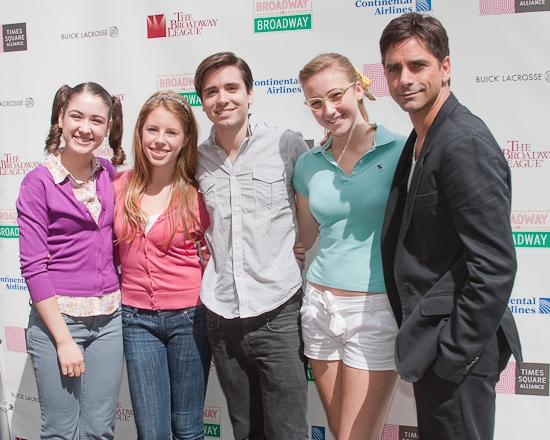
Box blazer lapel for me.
[398,93,461,239]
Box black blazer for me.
[381,93,522,384]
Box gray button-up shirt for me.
[196,115,308,318]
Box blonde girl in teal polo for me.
[293,53,406,440]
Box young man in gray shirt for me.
[194,52,308,440]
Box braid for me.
[45,85,71,154]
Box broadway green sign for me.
[513,232,549,248]
[254,14,311,33]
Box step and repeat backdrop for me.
[0,1,549,439]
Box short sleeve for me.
[292,153,309,197]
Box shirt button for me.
[359,160,363,163]
[231,175,236,179]
[234,207,239,212]
[98,249,102,254]
[234,239,240,244]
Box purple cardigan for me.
[16,157,120,302]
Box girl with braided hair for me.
[17,82,125,438]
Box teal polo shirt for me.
[293,124,406,292]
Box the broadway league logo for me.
[116,402,134,423]
[503,139,550,169]
[497,362,550,396]
[311,426,325,440]
[381,424,419,439]
[363,64,390,98]
[480,0,550,15]
[1,23,27,53]
[147,12,218,38]
[147,14,166,38]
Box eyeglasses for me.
[303,83,356,111]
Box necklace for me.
[335,126,376,167]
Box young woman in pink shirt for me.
[113,91,211,439]
[18,82,125,439]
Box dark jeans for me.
[413,334,502,440]
[207,291,308,440]
[122,304,212,440]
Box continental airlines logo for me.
[254,77,302,94]
[509,297,550,313]
[156,74,202,107]
[1,23,27,52]
[363,63,390,98]
[480,0,550,15]
[253,0,313,33]
[497,362,549,396]
[355,0,432,15]
[147,12,219,38]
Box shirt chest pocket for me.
[199,177,216,210]
[252,168,287,208]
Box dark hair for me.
[45,82,125,166]
[379,12,449,66]
[194,52,253,100]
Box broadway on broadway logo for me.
[253,0,313,33]
[480,0,550,15]
[147,12,218,38]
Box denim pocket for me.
[206,310,220,331]
[122,305,137,327]
[182,305,207,327]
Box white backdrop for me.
[1,1,549,439]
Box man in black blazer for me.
[379,13,522,439]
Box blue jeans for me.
[207,291,308,440]
[26,306,123,440]
[122,304,211,440]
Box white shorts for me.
[301,283,398,371]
